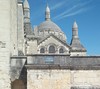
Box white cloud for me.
[50,0,66,10]
[53,4,80,19]
[53,0,94,20]
[60,8,89,19]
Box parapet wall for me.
[26,55,100,89]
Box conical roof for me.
[24,0,30,9]
[70,38,86,52]
[46,5,50,12]
[73,21,78,28]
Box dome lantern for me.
[45,5,50,21]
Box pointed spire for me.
[24,0,30,23]
[24,0,30,9]
[46,4,50,12]
[72,21,78,38]
[73,21,78,28]
[45,4,50,21]
[70,21,87,54]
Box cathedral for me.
[0,0,100,89]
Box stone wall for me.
[27,69,71,89]
[0,0,12,89]
[70,52,86,56]
[0,0,18,89]
[27,40,38,54]
[71,70,100,88]
[27,69,100,89]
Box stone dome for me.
[37,20,67,42]
[36,5,67,42]
[38,20,62,32]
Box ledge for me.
[26,54,70,56]
[25,64,100,70]
[11,56,27,59]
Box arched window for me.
[49,45,55,53]
[59,48,64,53]
[40,48,45,53]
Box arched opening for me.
[49,45,55,53]
[11,79,25,89]
[59,48,64,53]
[40,48,45,53]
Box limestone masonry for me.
[0,0,100,89]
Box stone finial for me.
[45,4,50,21]
[46,5,50,12]
[73,21,78,28]
[24,0,30,9]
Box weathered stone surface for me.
[0,0,18,89]
[10,57,27,81]
[10,0,18,56]
[27,69,71,89]
[17,2,25,55]
[27,69,100,89]
[26,55,100,70]
[71,70,100,87]
[0,0,11,89]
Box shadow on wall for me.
[11,79,25,89]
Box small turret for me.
[72,21,78,39]
[23,0,30,23]
[23,0,33,35]
[70,21,87,56]
[45,5,50,21]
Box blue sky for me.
[28,0,100,55]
